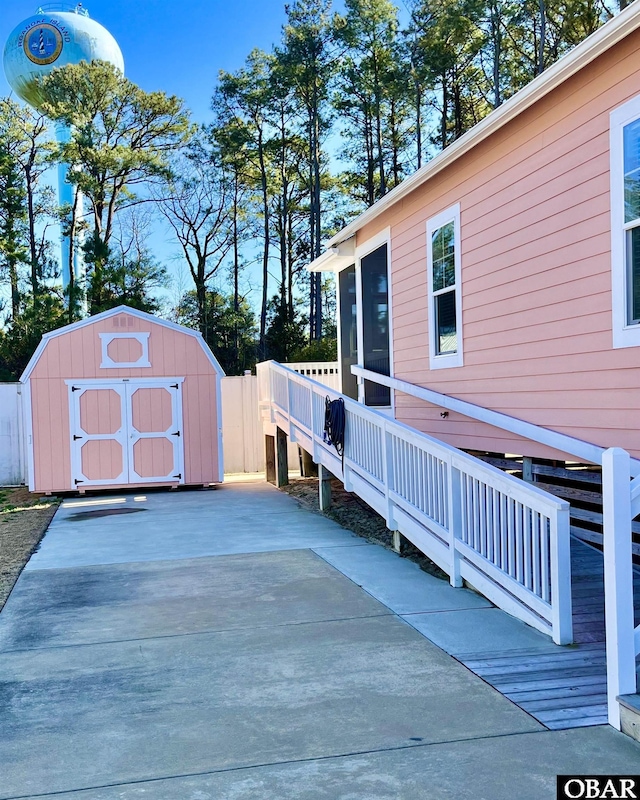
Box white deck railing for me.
[283,361,340,390]
[349,365,640,730]
[257,360,573,646]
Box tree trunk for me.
[415,80,422,169]
[196,276,207,340]
[366,108,375,207]
[259,128,270,356]
[308,118,316,340]
[537,0,547,76]
[492,0,502,109]
[373,55,386,198]
[312,100,323,340]
[441,74,448,149]
[9,259,19,321]
[25,165,38,296]
[67,187,80,323]
[390,96,400,187]
[453,79,463,140]
[232,171,239,374]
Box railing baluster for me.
[515,502,523,583]
[448,461,462,587]
[541,515,550,603]
[524,506,532,591]
[532,511,541,598]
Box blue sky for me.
[1,0,298,121]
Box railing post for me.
[602,447,636,729]
[309,387,318,461]
[447,462,463,588]
[285,374,292,415]
[382,422,398,536]
[319,464,332,511]
[549,503,572,645]
[265,435,276,484]
[276,426,289,488]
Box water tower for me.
[3,4,124,296]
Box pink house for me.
[311,4,640,464]
[20,306,224,493]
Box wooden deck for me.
[455,537,640,730]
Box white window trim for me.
[354,227,394,414]
[427,203,463,369]
[611,95,640,349]
[99,332,151,368]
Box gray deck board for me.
[455,537,640,731]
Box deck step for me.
[618,694,640,742]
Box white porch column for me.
[602,447,637,729]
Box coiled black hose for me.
[324,396,346,457]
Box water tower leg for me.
[55,123,74,302]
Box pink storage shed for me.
[20,306,224,493]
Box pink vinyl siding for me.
[356,28,640,461]
[28,312,221,492]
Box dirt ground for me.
[0,488,59,612]
[281,476,448,581]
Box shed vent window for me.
[427,204,463,369]
[99,332,151,369]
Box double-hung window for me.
[427,204,463,368]
[610,96,640,348]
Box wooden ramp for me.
[456,538,640,729]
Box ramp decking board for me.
[455,537,639,730]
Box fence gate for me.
[68,379,184,488]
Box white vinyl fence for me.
[284,361,340,390]
[0,383,26,486]
[221,374,265,473]
[257,360,573,646]
[221,363,340,474]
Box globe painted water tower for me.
[3,4,124,294]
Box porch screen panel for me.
[339,264,358,400]
[361,244,391,406]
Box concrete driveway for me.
[0,479,638,799]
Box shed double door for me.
[69,380,184,487]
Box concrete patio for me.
[0,479,639,799]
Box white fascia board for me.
[309,236,356,272]
[308,2,640,267]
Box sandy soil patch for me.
[0,488,59,611]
